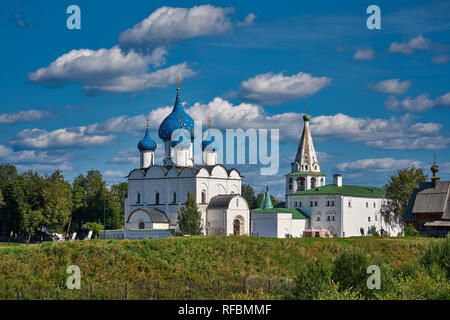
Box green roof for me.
[286,171,326,176]
[252,207,310,219]
[287,184,386,198]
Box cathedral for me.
[123,81,250,238]
[102,81,403,240]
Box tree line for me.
[0,163,127,241]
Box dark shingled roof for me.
[207,195,238,209]
[127,208,170,224]
[127,164,242,178]
[404,181,450,222]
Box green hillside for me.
[0,236,448,300]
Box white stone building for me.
[252,110,403,238]
[123,83,250,237]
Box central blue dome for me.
[158,88,194,141]
[138,127,157,151]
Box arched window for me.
[299,201,302,207]
[138,221,145,229]
[311,177,317,188]
[155,192,160,205]
[236,199,239,207]
[136,192,141,204]
[201,190,206,204]
[297,177,306,191]
[173,192,177,203]
[294,201,297,207]
[305,165,309,170]
[321,177,324,185]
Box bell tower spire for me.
[286,106,325,193]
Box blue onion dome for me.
[171,133,191,148]
[137,125,157,152]
[158,84,195,141]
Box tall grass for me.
[0,236,448,300]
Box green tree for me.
[177,193,202,235]
[241,184,257,209]
[22,209,43,244]
[1,179,27,236]
[86,221,104,239]
[41,172,73,232]
[380,166,427,224]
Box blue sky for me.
[1,0,449,199]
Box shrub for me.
[332,249,370,292]
[420,235,450,277]
[404,223,415,237]
[86,222,104,238]
[292,257,334,299]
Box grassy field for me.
[0,236,448,300]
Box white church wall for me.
[206,208,226,235]
[251,213,278,237]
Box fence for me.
[1,277,296,300]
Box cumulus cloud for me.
[432,54,449,64]
[9,127,116,149]
[237,13,257,27]
[369,78,411,95]
[337,158,423,172]
[108,148,140,164]
[385,92,450,112]
[436,92,450,106]
[11,96,447,151]
[28,46,195,95]
[103,170,127,179]
[353,48,374,60]
[118,5,235,51]
[238,72,332,104]
[385,94,435,112]
[389,35,431,54]
[365,136,450,150]
[0,109,52,124]
[0,145,70,164]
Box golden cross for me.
[207,117,212,128]
[176,76,181,91]
[146,116,149,128]
[305,105,308,114]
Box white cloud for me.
[28,46,195,95]
[0,145,70,163]
[11,97,447,151]
[432,54,449,64]
[118,5,235,51]
[108,148,140,164]
[370,78,411,94]
[436,92,450,106]
[385,94,435,112]
[385,92,450,112]
[103,170,127,179]
[353,48,374,60]
[9,127,116,149]
[389,35,431,54]
[337,158,423,172]
[238,72,332,104]
[83,63,195,95]
[0,110,52,124]
[237,13,257,27]
[365,136,450,150]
